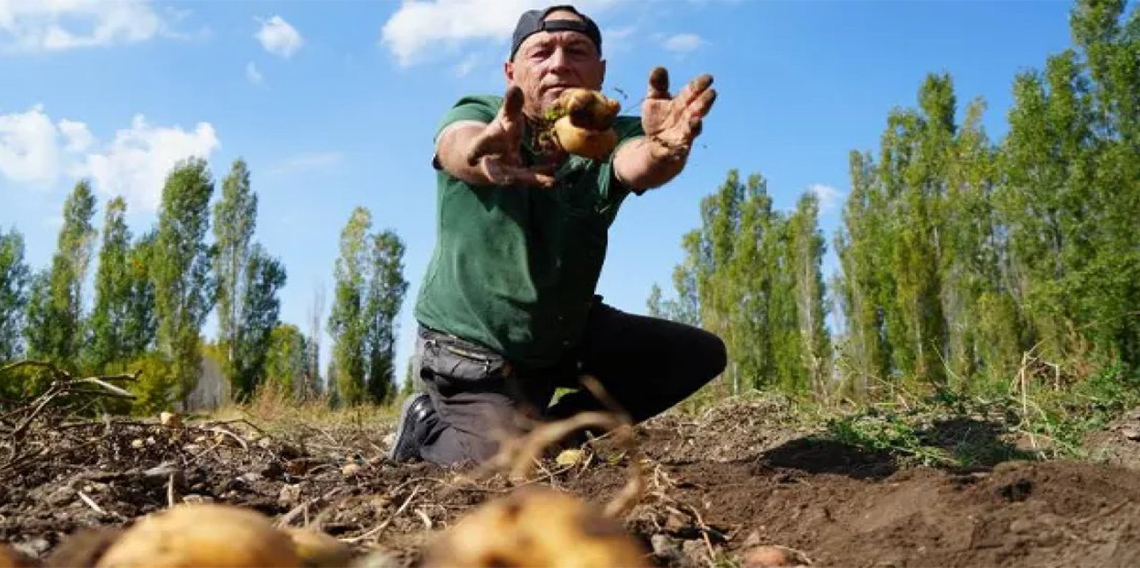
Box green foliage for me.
[26,181,96,369]
[652,169,831,397]
[85,197,156,372]
[653,2,1140,454]
[265,323,308,398]
[328,208,409,406]
[213,159,256,389]
[0,228,30,363]
[229,246,286,400]
[329,207,371,406]
[826,411,946,467]
[127,351,177,414]
[154,158,216,405]
[364,230,408,404]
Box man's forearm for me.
[612,137,688,192]
[436,122,495,186]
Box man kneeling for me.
[389,4,724,466]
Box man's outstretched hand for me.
[640,67,717,162]
[464,86,557,188]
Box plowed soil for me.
[3,398,1140,567]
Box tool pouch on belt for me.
[416,326,512,385]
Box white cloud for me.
[83,115,219,212]
[0,105,61,185]
[662,33,704,54]
[255,15,303,59]
[453,53,480,78]
[0,105,220,213]
[379,0,622,66]
[246,61,263,85]
[808,183,845,213]
[266,151,343,177]
[58,119,93,152]
[0,0,168,53]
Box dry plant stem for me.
[204,418,267,437]
[499,416,644,517]
[207,426,249,450]
[507,411,622,480]
[78,491,106,516]
[276,488,346,529]
[3,360,141,444]
[682,503,716,561]
[340,485,421,544]
[167,474,178,508]
[415,508,433,531]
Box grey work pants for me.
[413,299,728,466]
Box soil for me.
[3,399,1140,568]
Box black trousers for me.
[414,299,727,466]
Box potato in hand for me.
[548,88,622,162]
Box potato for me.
[740,545,810,568]
[0,544,41,568]
[556,88,621,131]
[553,117,618,162]
[549,88,621,162]
[95,503,300,568]
[422,486,649,568]
[283,528,355,568]
[43,528,122,568]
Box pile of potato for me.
[3,486,650,568]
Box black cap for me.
[510,5,602,61]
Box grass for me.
[202,384,403,441]
[826,360,1140,468]
[672,355,1140,471]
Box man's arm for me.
[437,86,556,188]
[435,121,496,186]
[611,136,688,192]
[613,68,717,193]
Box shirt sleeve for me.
[599,115,647,200]
[434,96,500,142]
[432,96,502,170]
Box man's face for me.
[506,11,605,119]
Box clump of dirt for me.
[637,397,807,464]
[4,403,1140,568]
[1085,407,1140,470]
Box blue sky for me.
[1,0,1077,386]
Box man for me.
[390,4,726,466]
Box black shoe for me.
[389,393,436,463]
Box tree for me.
[653,169,829,396]
[304,284,326,399]
[87,197,135,371]
[24,271,51,363]
[123,230,159,358]
[154,158,216,405]
[0,228,30,362]
[230,246,286,400]
[212,159,258,388]
[364,230,408,403]
[328,207,371,406]
[27,181,97,367]
[265,323,307,398]
[328,208,409,405]
[787,193,831,393]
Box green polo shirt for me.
[414,94,645,369]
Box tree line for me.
[0,158,408,412]
[651,0,1140,400]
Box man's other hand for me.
[640,67,717,162]
[464,86,557,188]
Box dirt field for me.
[3,398,1140,567]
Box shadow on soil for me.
[756,438,899,480]
[756,415,1040,480]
